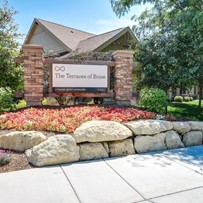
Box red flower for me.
[0,106,155,133]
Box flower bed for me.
[0,106,155,133]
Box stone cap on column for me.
[112,50,134,60]
[22,44,44,53]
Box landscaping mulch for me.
[0,150,35,174]
[0,130,57,174]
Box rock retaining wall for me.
[0,120,203,166]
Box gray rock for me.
[109,139,135,157]
[134,133,167,153]
[182,131,203,147]
[79,143,108,161]
[165,130,184,149]
[172,122,191,134]
[73,121,133,143]
[26,134,80,166]
[0,131,47,151]
[103,142,109,154]
[189,121,203,131]
[124,120,173,135]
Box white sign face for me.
[52,64,108,93]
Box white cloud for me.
[91,18,136,34]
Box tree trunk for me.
[165,104,168,116]
[198,85,202,109]
[165,89,168,115]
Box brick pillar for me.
[22,45,44,106]
[113,50,134,106]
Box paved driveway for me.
[0,146,203,203]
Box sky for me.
[7,0,150,43]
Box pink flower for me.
[0,106,155,133]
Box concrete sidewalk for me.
[0,146,203,203]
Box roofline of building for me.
[24,18,138,54]
[79,27,126,42]
[37,18,96,36]
[23,18,73,52]
[94,27,138,52]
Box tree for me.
[0,0,23,91]
[111,0,154,18]
[111,0,203,108]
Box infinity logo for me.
[54,66,65,72]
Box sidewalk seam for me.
[163,155,203,176]
[60,165,82,203]
[103,158,146,201]
[148,185,203,200]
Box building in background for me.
[24,18,137,58]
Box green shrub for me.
[184,96,190,102]
[0,88,15,112]
[0,150,12,166]
[16,99,26,109]
[174,96,183,102]
[189,96,193,101]
[139,88,167,113]
[42,98,47,105]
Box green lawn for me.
[167,100,203,121]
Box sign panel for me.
[52,64,108,93]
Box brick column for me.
[113,50,134,106]
[22,45,44,106]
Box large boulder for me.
[172,122,191,134]
[134,133,167,153]
[26,134,80,166]
[182,131,203,147]
[124,120,173,135]
[73,121,133,143]
[0,131,47,151]
[189,121,203,131]
[165,130,184,149]
[79,143,108,161]
[108,139,135,157]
